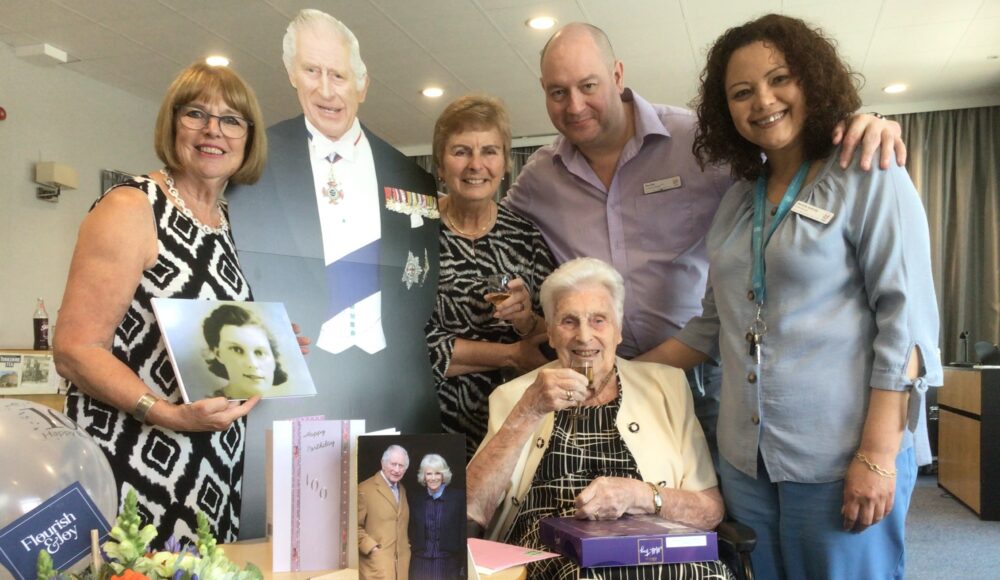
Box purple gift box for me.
[539,515,718,568]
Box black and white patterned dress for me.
[425,204,555,459]
[505,391,734,580]
[65,175,252,547]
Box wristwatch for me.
[646,482,662,514]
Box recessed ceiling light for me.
[526,16,557,30]
[883,83,908,94]
[205,55,230,67]
[422,87,444,98]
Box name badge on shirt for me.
[791,201,834,224]
[643,176,682,195]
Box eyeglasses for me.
[175,105,253,139]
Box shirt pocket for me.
[636,187,713,258]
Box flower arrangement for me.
[36,490,262,580]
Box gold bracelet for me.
[854,452,896,478]
[645,482,662,514]
[133,393,159,424]
[512,313,539,337]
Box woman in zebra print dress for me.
[468,258,732,579]
[426,94,556,459]
[55,63,268,547]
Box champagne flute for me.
[567,357,593,442]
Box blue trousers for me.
[719,447,916,580]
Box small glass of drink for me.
[482,273,513,308]
[566,357,592,442]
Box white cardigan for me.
[478,357,718,541]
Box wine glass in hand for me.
[483,273,513,310]
[567,357,593,441]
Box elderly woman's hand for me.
[516,368,589,418]
[574,476,649,521]
[493,278,537,329]
[153,396,260,432]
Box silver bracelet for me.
[870,112,886,119]
[133,393,159,424]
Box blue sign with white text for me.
[0,482,111,580]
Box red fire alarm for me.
[0,107,6,121]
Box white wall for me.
[0,45,159,348]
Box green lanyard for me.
[747,162,809,365]
[750,162,810,306]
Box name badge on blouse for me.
[791,201,834,224]
[643,176,682,194]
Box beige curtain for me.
[893,106,1000,363]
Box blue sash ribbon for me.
[325,239,381,318]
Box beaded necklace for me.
[161,169,229,234]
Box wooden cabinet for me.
[938,367,1000,520]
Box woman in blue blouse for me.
[641,14,942,579]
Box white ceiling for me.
[3,0,1000,153]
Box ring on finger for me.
[565,390,573,401]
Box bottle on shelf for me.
[33,298,50,351]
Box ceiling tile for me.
[2,0,94,30]
[880,0,981,28]
[1,0,998,149]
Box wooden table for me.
[220,538,525,580]
[937,366,1000,519]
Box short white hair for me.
[282,8,368,91]
[416,454,453,486]
[381,444,409,467]
[540,258,625,326]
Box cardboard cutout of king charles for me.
[227,9,441,539]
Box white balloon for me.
[0,399,117,532]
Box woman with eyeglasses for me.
[55,62,268,547]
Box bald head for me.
[540,23,617,73]
[537,22,628,153]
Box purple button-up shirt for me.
[505,89,733,357]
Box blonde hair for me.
[153,63,267,184]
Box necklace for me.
[161,169,229,234]
[446,202,495,238]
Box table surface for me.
[220,538,525,580]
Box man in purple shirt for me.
[503,22,904,457]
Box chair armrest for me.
[716,519,757,553]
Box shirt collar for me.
[428,484,446,500]
[379,470,398,489]
[305,116,363,162]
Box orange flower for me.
[111,570,150,580]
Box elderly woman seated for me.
[467,257,731,579]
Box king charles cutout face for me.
[288,22,369,141]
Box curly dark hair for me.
[692,14,862,181]
[203,304,288,385]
